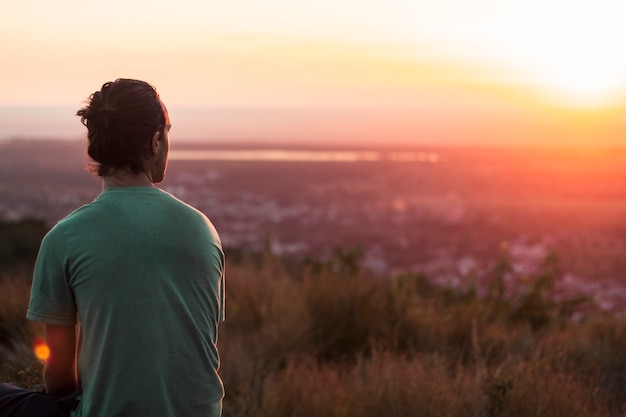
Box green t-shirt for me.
[27,187,225,417]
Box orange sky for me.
[1,0,626,146]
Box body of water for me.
[168,149,441,163]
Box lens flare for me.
[34,340,51,361]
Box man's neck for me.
[102,169,154,190]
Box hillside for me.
[0,224,625,416]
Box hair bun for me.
[83,91,114,127]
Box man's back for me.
[28,187,225,417]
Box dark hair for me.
[77,78,165,177]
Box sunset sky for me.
[1,0,626,146]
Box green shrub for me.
[0,218,48,269]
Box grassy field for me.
[1,221,625,416]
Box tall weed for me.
[0,244,623,416]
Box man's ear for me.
[151,131,161,155]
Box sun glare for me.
[34,340,51,361]
[496,2,626,108]
[399,0,626,109]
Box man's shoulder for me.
[49,202,95,231]
[156,188,211,219]
[156,189,222,243]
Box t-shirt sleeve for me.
[216,243,226,323]
[220,262,226,323]
[27,227,78,326]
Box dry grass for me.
[0,271,44,389]
[0,272,41,348]
[218,252,623,417]
[1,248,624,416]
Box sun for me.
[493,1,626,108]
[395,0,626,109]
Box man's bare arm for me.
[44,324,78,396]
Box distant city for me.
[1,139,625,316]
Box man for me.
[0,79,225,417]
